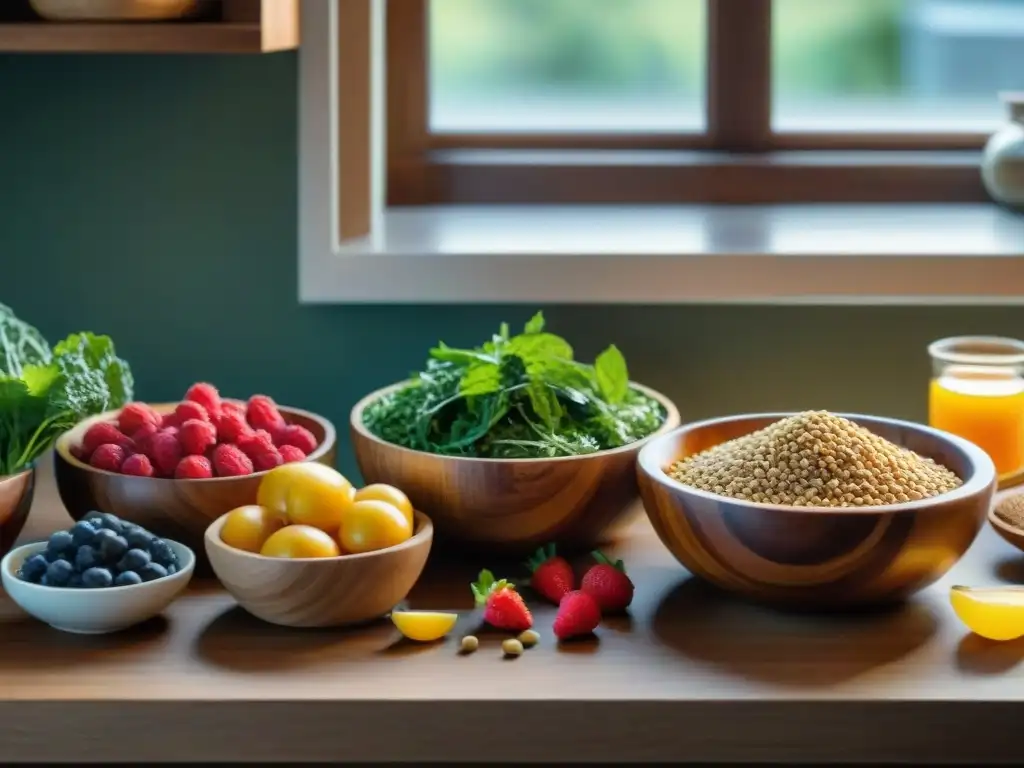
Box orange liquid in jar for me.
[929,367,1024,476]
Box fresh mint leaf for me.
[459,361,502,396]
[594,345,629,405]
[524,312,545,335]
[526,380,563,430]
[507,332,573,366]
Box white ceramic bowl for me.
[1,539,195,634]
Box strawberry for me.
[580,550,634,612]
[524,543,574,605]
[553,590,601,641]
[471,569,532,632]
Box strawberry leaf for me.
[592,550,626,572]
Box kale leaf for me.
[362,311,665,459]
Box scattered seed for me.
[502,638,524,657]
[669,411,962,508]
[518,629,540,647]
[460,635,479,653]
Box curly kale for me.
[362,312,665,459]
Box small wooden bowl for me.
[637,413,997,609]
[204,511,433,628]
[0,469,34,560]
[989,497,1024,552]
[350,381,680,554]
[53,403,337,558]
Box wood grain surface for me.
[2,459,1024,763]
[350,381,681,554]
[53,404,337,563]
[638,413,998,608]
[204,511,433,628]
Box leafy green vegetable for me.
[0,307,133,477]
[362,312,665,459]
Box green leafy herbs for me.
[362,312,665,459]
[0,305,133,477]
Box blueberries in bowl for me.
[17,512,181,589]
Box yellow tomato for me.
[391,611,458,642]
[258,462,353,532]
[353,484,414,527]
[219,505,286,553]
[339,500,413,554]
[257,463,316,514]
[259,524,341,559]
[949,585,1024,641]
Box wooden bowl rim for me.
[204,509,434,563]
[54,402,337,483]
[349,380,681,464]
[0,537,196,594]
[638,411,997,516]
[0,467,34,486]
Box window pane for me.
[429,0,706,133]
[773,0,1024,132]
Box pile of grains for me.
[994,495,1024,531]
[668,411,962,508]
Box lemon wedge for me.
[391,611,459,642]
[949,585,1024,641]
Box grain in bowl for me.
[668,411,962,507]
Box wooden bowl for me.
[637,413,997,609]
[0,469,34,560]
[52,403,337,559]
[204,511,433,628]
[350,381,680,554]
[988,494,1024,553]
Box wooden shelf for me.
[0,0,297,53]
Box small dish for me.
[204,510,433,628]
[1,538,195,634]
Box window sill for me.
[298,203,1024,304]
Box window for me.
[297,1,1024,304]
[385,0,1020,204]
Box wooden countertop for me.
[3,459,1024,763]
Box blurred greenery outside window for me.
[429,0,1024,134]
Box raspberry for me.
[251,444,283,472]
[274,424,318,455]
[118,402,161,435]
[213,444,254,477]
[184,382,222,421]
[175,400,209,424]
[81,422,133,458]
[121,453,155,477]
[216,411,253,445]
[175,455,214,480]
[247,395,285,434]
[179,418,217,456]
[237,429,274,460]
[89,444,128,473]
[278,445,307,464]
[161,412,181,429]
[150,430,184,477]
[131,422,159,453]
[222,400,246,418]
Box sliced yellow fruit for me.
[949,585,1024,641]
[391,611,458,642]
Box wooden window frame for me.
[386,0,987,205]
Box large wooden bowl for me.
[637,413,997,609]
[0,469,34,560]
[350,381,680,554]
[53,403,337,558]
[204,511,433,628]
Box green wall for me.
[2,52,1022,476]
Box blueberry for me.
[138,562,168,582]
[96,513,124,534]
[74,545,101,572]
[96,530,128,562]
[114,570,143,587]
[82,510,105,525]
[18,553,49,583]
[46,530,74,557]
[81,567,113,589]
[166,563,179,575]
[117,548,150,572]
[39,574,49,586]
[124,526,153,550]
[149,539,177,568]
[70,520,98,547]
[44,558,74,587]
[68,574,84,588]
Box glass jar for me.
[982,93,1024,211]
[928,336,1024,476]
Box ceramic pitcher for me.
[982,93,1024,211]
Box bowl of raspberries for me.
[1,511,195,634]
[53,382,337,558]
